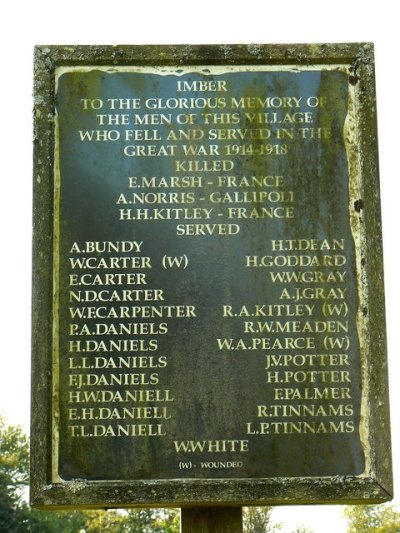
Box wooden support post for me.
[181,507,243,533]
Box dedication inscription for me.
[55,65,363,480]
[31,44,392,508]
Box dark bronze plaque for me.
[31,44,392,508]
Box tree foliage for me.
[344,503,400,533]
[82,508,180,533]
[291,526,313,533]
[243,506,280,532]
[22,508,87,533]
[0,415,30,531]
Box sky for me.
[1,1,399,531]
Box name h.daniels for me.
[68,339,158,352]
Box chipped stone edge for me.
[31,42,392,509]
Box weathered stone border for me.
[31,43,392,508]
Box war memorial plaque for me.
[31,44,392,508]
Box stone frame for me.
[31,43,392,508]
